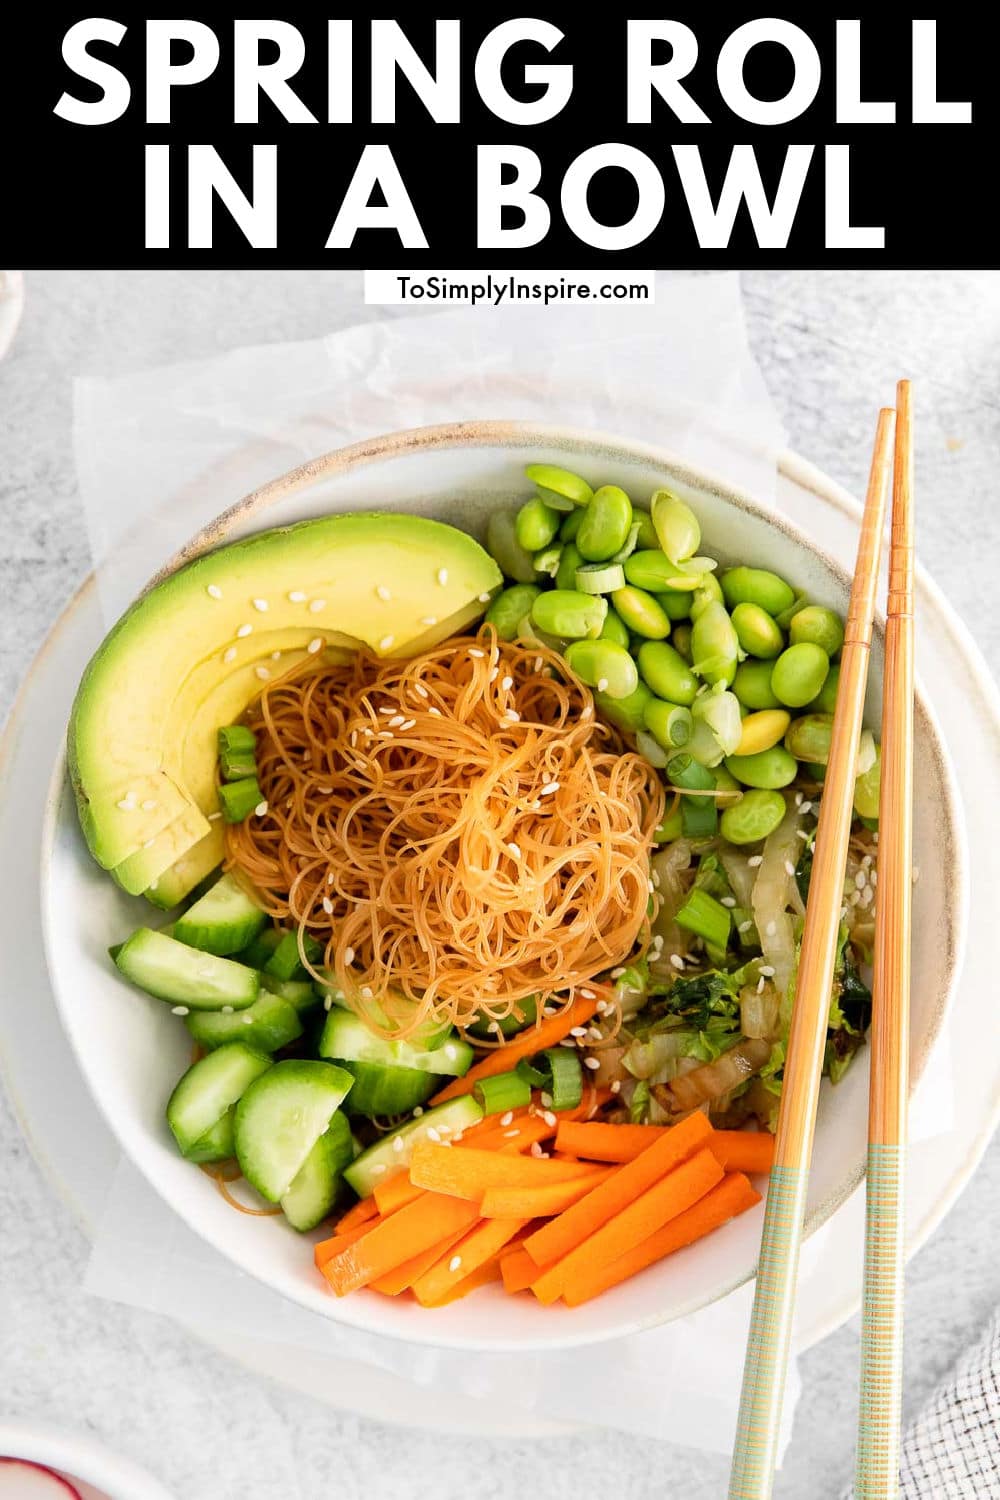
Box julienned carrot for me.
[373,1173,424,1217]
[554,1120,664,1162]
[369,1224,469,1296]
[334,1195,380,1234]
[562,1172,761,1306]
[480,1165,614,1220]
[524,1110,713,1267]
[501,1247,545,1295]
[531,1148,724,1305]
[430,995,600,1105]
[708,1130,775,1176]
[315,1217,379,1269]
[468,1116,555,1154]
[413,1217,529,1307]
[409,1141,593,1200]
[320,1191,479,1296]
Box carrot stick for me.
[315,1216,380,1269]
[466,1116,555,1154]
[320,1191,479,1297]
[562,1172,762,1306]
[480,1165,614,1220]
[531,1148,724,1305]
[501,1247,546,1294]
[524,1110,713,1267]
[554,1120,664,1162]
[409,1141,593,1200]
[373,1173,424,1217]
[430,995,600,1105]
[413,1217,529,1307]
[708,1129,775,1176]
[432,1256,504,1305]
[369,1224,469,1296]
[334,1196,380,1234]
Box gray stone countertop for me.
[0,269,997,1499]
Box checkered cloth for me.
[846,1312,1000,1497]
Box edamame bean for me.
[600,609,630,648]
[736,709,791,757]
[485,584,541,641]
[732,659,780,710]
[724,746,798,790]
[771,642,830,708]
[853,743,881,821]
[593,680,653,733]
[556,542,583,591]
[524,464,594,510]
[564,639,639,700]
[655,590,691,621]
[636,640,698,706]
[784,713,833,764]
[672,623,694,662]
[533,543,562,578]
[577,485,633,562]
[807,661,840,715]
[611,585,671,639]
[689,572,725,621]
[575,561,626,594]
[625,549,699,593]
[789,605,845,657]
[532,589,607,640]
[651,489,700,562]
[632,509,659,550]
[653,805,685,842]
[731,602,784,659]
[516,497,561,552]
[720,789,787,845]
[487,509,538,584]
[690,600,739,685]
[721,566,796,617]
[643,698,693,749]
[712,764,743,807]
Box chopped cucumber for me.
[166,1043,271,1156]
[314,974,451,1048]
[467,994,538,1039]
[264,930,323,982]
[261,974,321,1015]
[185,988,303,1054]
[280,1111,355,1232]
[344,1094,484,1198]
[234,1059,354,1202]
[173,872,268,956]
[186,1105,236,1163]
[236,927,282,969]
[319,1010,473,1076]
[115,927,260,1010]
[335,1059,437,1118]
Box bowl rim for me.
[40,419,967,1352]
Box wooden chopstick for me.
[728,408,896,1500]
[855,381,914,1499]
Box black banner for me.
[5,10,994,268]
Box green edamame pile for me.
[484,464,881,843]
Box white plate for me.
[1,444,997,1426]
[0,1419,174,1500]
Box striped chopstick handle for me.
[856,1143,905,1497]
[728,1165,807,1499]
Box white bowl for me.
[41,422,965,1351]
[0,1420,173,1500]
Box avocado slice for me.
[69,512,501,894]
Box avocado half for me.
[68,512,502,905]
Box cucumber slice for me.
[115,927,259,1010]
[319,1010,474,1077]
[344,1094,484,1198]
[234,1059,355,1202]
[314,973,451,1048]
[173,872,268,956]
[236,927,282,969]
[166,1043,271,1156]
[336,1059,437,1118]
[467,994,538,1039]
[264,930,323,982]
[186,1105,236,1163]
[185,988,303,1054]
[261,974,321,1015]
[280,1111,355,1231]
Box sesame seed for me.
[255,666,270,681]
[583,1056,601,1070]
[309,599,326,613]
[488,1020,501,1034]
[140,799,157,811]
[507,842,522,859]
[534,657,544,672]
[221,1006,234,1015]
[855,870,867,890]
[236,623,253,638]
[252,598,269,612]
[307,637,323,654]
[375,584,392,601]
[530,1141,544,1157]
[759,965,776,977]
[610,1079,622,1094]
[498,1111,515,1128]
[765,921,777,937]
[610,966,626,979]
[437,568,449,586]
[142,837,155,849]
[208,811,222,821]
[420,616,438,627]
[223,647,237,664]
[669,955,685,971]
[428,707,442,717]
[543,1110,557,1127]
[570,1026,587,1037]
[784,860,796,877]
[412,1106,423,1117]
[757,976,766,993]
[794,791,802,807]
[322,896,333,915]
[426,1127,441,1143]
[272,651,282,660]
[116,794,136,811]
[748,855,763,868]
[579,987,596,1000]
[327,871,335,883]
[501,676,514,691]
[503,1128,520,1139]
[540,781,560,796]
[388,715,405,728]
[720,896,736,908]
[413,683,429,698]
[796,829,810,841]
[543,1006,558,1017]
[254,801,268,817]
[392,1135,405,1153]
[399,719,416,731]
[170,1005,190,1016]
[469,648,485,659]
[343,947,355,965]
[379,635,395,652]
[597,677,609,693]
[588,1027,603,1042]
[479,592,491,603]
[323,994,333,1011]
[242,1014,254,1025]
[504,710,521,724]
[648,878,655,894]
[371,1164,387,1177]
[206,584,222,599]
[800,801,813,815]
[288,590,306,603]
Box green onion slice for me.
[218,777,264,823]
[516,1046,583,1111]
[473,1069,532,1115]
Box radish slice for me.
[0,1459,83,1497]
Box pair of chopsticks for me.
[728,383,914,1500]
